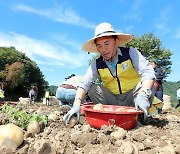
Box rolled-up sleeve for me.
[78,60,99,93]
[129,48,156,81]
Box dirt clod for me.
[0,103,179,154]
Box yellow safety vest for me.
[45,91,50,98]
[96,47,140,95]
[0,90,4,98]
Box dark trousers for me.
[155,83,163,101]
[155,90,163,101]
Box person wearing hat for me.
[64,22,156,125]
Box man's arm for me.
[73,87,87,105]
[129,48,156,82]
[141,79,154,89]
[138,79,154,96]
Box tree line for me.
[0,47,48,101]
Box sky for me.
[0,0,180,86]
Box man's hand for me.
[135,94,150,120]
[63,104,80,124]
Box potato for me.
[48,113,59,121]
[115,107,127,112]
[126,109,137,112]
[93,104,104,111]
[0,123,24,147]
[104,108,112,112]
[27,121,40,134]
[110,127,126,140]
[66,116,77,128]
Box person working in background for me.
[45,90,50,106]
[56,75,85,110]
[0,89,5,103]
[29,86,37,104]
[64,22,156,125]
[175,87,180,109]
[151,61,164,101]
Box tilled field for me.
[0,103,180,154]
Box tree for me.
[125,33,172,78]
[49,85,58,96]
[0,62,24,90]
[0,47,48,100]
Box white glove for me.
[63,104,80,124]
[135,94,150,120]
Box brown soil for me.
[0,103,180,154]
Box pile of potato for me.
[93,104,137,112]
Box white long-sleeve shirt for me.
[62,76,84,88]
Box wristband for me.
[140,87,152,98]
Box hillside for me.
[163,80,180,107]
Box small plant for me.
[0,103,48,129]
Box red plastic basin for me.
[83,104,143,130]
[80,102,94,115]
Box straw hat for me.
[82,22,134,53]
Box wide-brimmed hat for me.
[82,22,134,53]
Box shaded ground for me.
[0,102,180,154]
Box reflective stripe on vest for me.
[96,47,140,95]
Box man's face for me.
[95,36,118,61]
